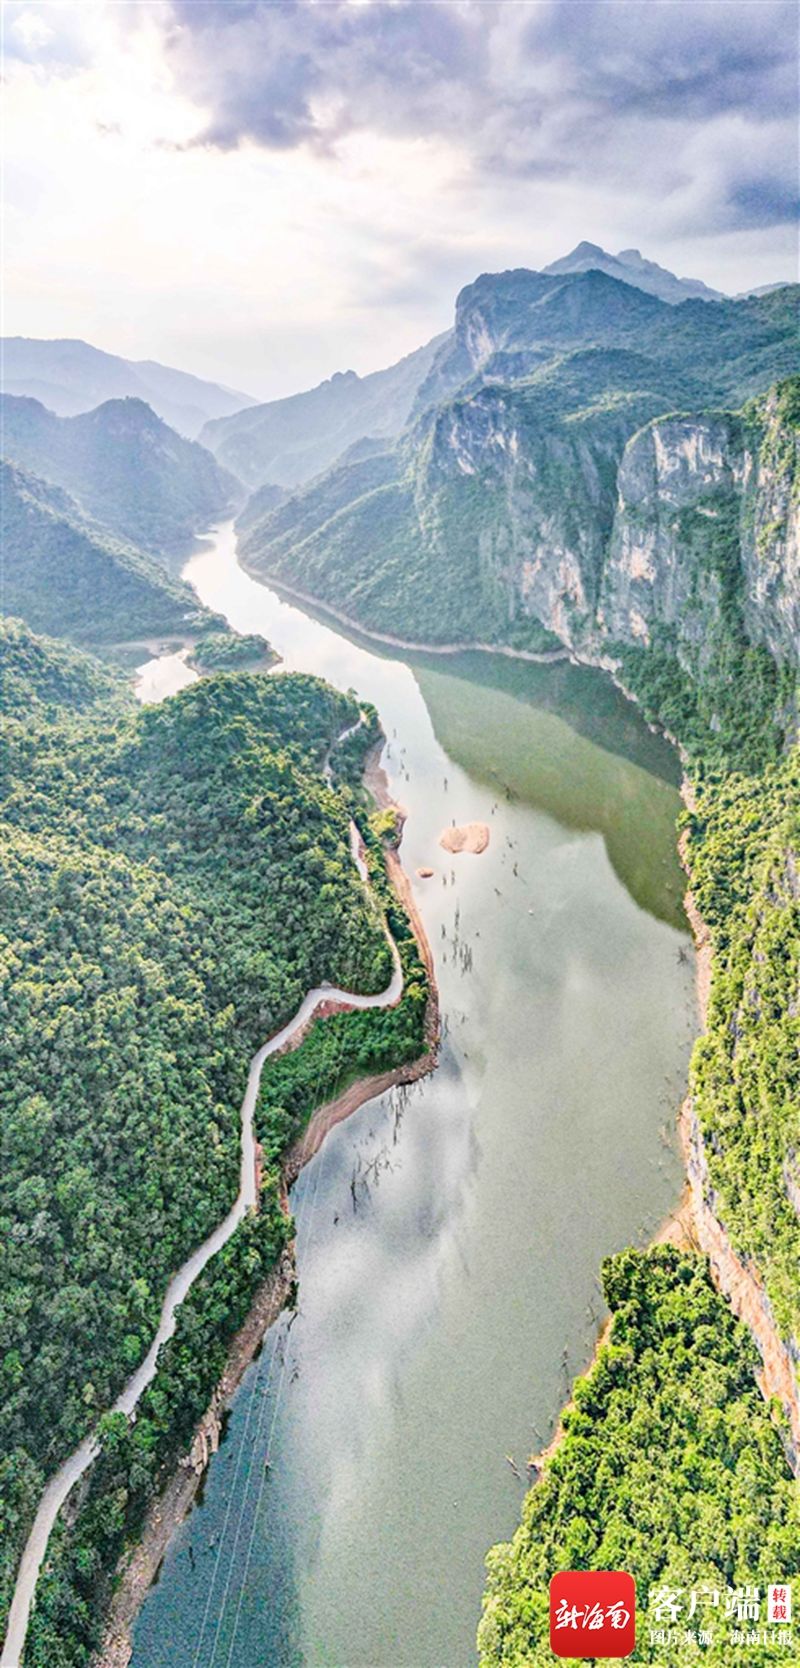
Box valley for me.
[1,253,797,1668]
[125,523,694,1668]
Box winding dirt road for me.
[0,828,404,1668]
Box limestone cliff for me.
[411,382,643,648]
[600,388,799,673]
[416,374,799,673]
[741,383,800,663]
[244,366,799,688]
[600,413,745,658]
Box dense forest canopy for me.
[0,462,221,650]
[479,1247,800,1667]
[479,381,799,1664]
[0,631,414,1645]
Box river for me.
[130,521,695,1668]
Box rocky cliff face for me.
[429,379,800,673]
[243,374,800,672]
[405,376,800,677]
[599,415,744,657]
[413,267,670,414]
[600,393,799,671]
[741,384,800,664]
[414,388,633,647]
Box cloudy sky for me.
[4,0,798,400]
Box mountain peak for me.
[543,242,724,305]
[0,336,256,438]
[565,240,606,260]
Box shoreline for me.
[236,561,569,665]
[242,571,799,1462]
[232,575,723,1491]
[674,805,800,1470]
[96,1251,296,1668]
[525,751,799,1490]
[93,756,439,1668]
[84,565,795,1658]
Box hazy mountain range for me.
[543,242,725,304]
[0,336,256,438]
[199,333,448,490]
[1,460,219,648]
[2,243,795,665]
[4,242,749,502]
[0,394,240,558]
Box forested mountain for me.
[480,1247,800,1667]
[1,337,256,438]
[412,267,795,414]
[239,282,798,651]
[0,394,242,559]
[0,640,426,1651]
[200,332,448,490]
[232,251,799,1666]
[542,240,724,303]
[0,461,218,647]
[0,616,134,718]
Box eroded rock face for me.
[741,387,800,664]
[410,381,799,671]
[416,387,634,649]
[681,1097,800,1470]
[600,416,743,656]
[599,401,799,671]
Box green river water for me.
[130,523,695,1668]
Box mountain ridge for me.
[0,393,242,560]
[0,458,220,649]
[239,274,798,656]
[543,240,725,303]
[0,336,256,438]
[199,332,449,491]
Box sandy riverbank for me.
[93,754,439,1668]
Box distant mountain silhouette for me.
[0,393,242,559]
[1,336,256,437]
[200,333,449,490]
[544,241,724,304]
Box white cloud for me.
[2,0,797,398]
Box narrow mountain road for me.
[0,824,403,1668]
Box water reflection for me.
[130,523,695,1668]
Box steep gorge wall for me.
[600,389,799,671]
[599,413,745,656]
[741,384,800,662]
[419,378,799,670]
[679,839,800,1468]
[415,391,629,646]
[598,394,800,1460]
[242,358,799,674]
